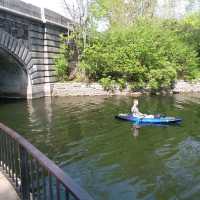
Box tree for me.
[90,0,157,28]
[62,0,90,80]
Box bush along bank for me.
[54,16,200,94]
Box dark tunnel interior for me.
[0,48,28,98]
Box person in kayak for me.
[131,99,154,118]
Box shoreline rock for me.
[172,80,200,93]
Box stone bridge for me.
[0,0,72,98]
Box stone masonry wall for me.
[51,82,142,96]
[0,0,72,98]
[51,80,200,97]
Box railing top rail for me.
[0,122,93,200]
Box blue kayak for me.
[115,114,182,124]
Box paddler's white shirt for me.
[131,104,154,118]
[131,104,143,116]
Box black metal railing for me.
[0,122,93,200]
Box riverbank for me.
[50,80,200,97]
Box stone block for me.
[44,40,60,48]
[31,58,44,65]
[27,60,34,70]
[47,52,61,58]
[31,45,44,52]
[30,24,44,33]
[30,38,44,46]
[31,52,60,60]
[0,32,5,45]
[18,46,25,58]
[7,37,14,50]
[29,64,56,73]
[31,39,60,48]
[45,26,63,36]
[14,43,20,55]
[10,40,17,52]
[31,51,44,59]
[29,31,44,40]
[24,53,31,65]
[3,34,9,47]
[46,46,59,53]
[44,8,72,29]
[31,58,53,65]
[45,34,60,42]
[32,76,57,85]
[22,48,29,61]
[31,70,56,79]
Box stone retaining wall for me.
[173,80,200,93]
[50,80,200,97]
[51,82,141,97]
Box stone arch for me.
[0,29,33,98]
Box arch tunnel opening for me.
[0,48,28,99]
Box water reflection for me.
[131,121,182,140]
[27,97,53,129]
[25,96,109,160]
[132,124,140,138]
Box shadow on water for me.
[1,95,200,199]
[0,97,26,104]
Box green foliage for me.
[54,53,68,81]
[178,13,200,57]
[148,67,177,90]
[99,77,117,91]
[54,38,69,81]
[81,18,199,91]
[54,34,81,81]
[117,78,126,91]
[56,11,200,92]
[90,0,157,28]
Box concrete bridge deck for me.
[0,171,19,200]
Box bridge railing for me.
[44,8,74,30]
[0,122,93,200]
[0,0,41,19]
[0,0,74,30]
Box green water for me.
[1,94,200,200]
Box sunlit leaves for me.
[81,18,199,91]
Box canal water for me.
[0,94,200,200]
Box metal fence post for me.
[19,146,30,200]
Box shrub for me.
[54,36,70,81]
[147,67,177,90]
[54,53,68,81]
[117,78,127,91]
[81,18,199,91]
[99,77,116,91]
